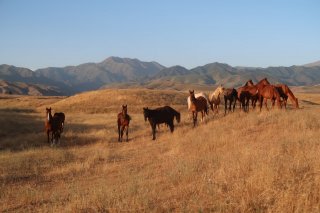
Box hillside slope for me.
[0,90,319,212]
[0,80,64,96]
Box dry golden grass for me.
[0,89,320,212]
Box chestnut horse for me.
[275,84,299,109]
[117,105,131,142]
[143,106,180,140]
[256,78,282,111]
[237,80,259,112]
[189,90,208,127]
[223,88,237,115]
[45,108,64,145]
[244,79,259,109]
[208,85,225,114]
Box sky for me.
[0,0,319,70]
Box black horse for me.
[223,88,238,115]
[143,106,181,140]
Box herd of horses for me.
[45,78,299,143]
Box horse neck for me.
[46,111,52,122]
[190,95,197,104]
[122,110,127,116]
[210,92,220,103]
[286,87,298,108]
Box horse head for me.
[143,107,149,122]
[122,105,127,115]
[217,85,225,95]
[189,90,196,100]
[46,107,52,121]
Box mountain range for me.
[1,56,320,95]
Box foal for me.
[117,105,131,142]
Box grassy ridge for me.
[0,90,319,212]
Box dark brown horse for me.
[256,78,282,111]
[117,105,131,142]
[223,88,237,115]
[143,106,180,140]
[275,84,299,109]
[189,90,208,127]
[54,112,65,132]
[45,108,64,145]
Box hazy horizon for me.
[1,0,319,70]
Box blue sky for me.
[0,0,319,70]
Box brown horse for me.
[45,108,64,145]
[256,78,282,111]
[275,84,299,109]
[189,90,208,127]
[244,79,259,109]
[117,105,131,142]
[223,88,237,115]
[237,80,259,112]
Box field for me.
[0,88,320,212]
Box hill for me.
[0,89,319,211]
[0,80,64,96]
[35,57,165,92]
[146,63,320,88]
[1,57,320,95]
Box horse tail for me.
[286,85,299,108]
[173,109,181,123]
[205,103,209,115]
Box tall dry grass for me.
[0,90,319,212]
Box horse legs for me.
[120,126,125,142]
[232,98,237,112]
[244,97,249,112]
[118,124,121,142]
[264,98,269,111]
[224,98,227,115]
[151,123,156,140]
[51,132,54,146]
[168,120,174,133]
[193,111,197,127]
[47,130,50,143]
[283,98,287,109]
[125,126,129,142]
[259,96,263,112]
[271,98,276,109]
[201,111,204,122]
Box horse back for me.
[54,112,65,123]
